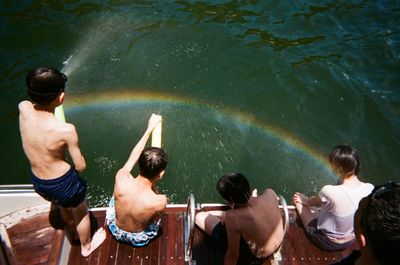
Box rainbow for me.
[64,89,330,168]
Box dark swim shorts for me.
[31,167,87,208]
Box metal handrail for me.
[0,184,35,194]
[272,195,290,264]
[0,184,34,190]
[184,193,195,262]
[278,195,289,235]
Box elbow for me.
[75,160,86,172]
[75,165,86,172]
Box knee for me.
[195,211,208,228]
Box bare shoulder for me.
[18,100,32,110]
[18,101,33,116]
[115,168,131,182]
[260,188,278,199]
[54,122,78,140]
[154,194,167,210]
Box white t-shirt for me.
[317,182,374,242]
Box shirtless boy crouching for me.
[195,173,285,265]
[18,67,106,257]
[106,114,168,247]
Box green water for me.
[1,1,399,206]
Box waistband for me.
[30,166,75,184]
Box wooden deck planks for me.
[4,205,359,265]
[67,207,185,265]
[6,212,59,265]
[280,210,357,265]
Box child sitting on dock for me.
[106,114,168,247]
[195,173,285,265]
[292,145,374,251]
[18,67,106,257]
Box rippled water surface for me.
[1,1,399,205]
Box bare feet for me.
[81,227,107,257]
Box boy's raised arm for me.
[118,114,161,176]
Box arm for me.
[119,114,161,175]
[224,214,241,265]
[66,124,86,172]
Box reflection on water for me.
[1,1,399,205]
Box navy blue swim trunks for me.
[31,167,87,208]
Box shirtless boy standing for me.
[196,173,285,265]
[106,114,168,246]
[19,67,106,257]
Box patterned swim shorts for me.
[106,197,160,247]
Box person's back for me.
[19,100,80,179]
[226,189,284,258]
[317,182,373,242]
[114,171,167,232]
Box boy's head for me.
[138,147,168,180]
[355,182,400,265]
[328,145,360,178]
[26,67,67,106]
[217,173,251,206]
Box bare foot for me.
[81,227,107,257]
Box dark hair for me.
[361,182,400,265]
[26,67,67,105]
[328,145,360,177]
[217,173,251,205]
[138,147,168,179]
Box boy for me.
[19,67,106,257]
[106,114,168,246]
[195,173,285,265]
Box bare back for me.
[225,189,284,258]
[18,100,84,179]
[114,171,167,232]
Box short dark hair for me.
[217,173,250,205]
[26,67,67,105]
[361,182,400,265]
[328,145,360,177]
[138,147,168,179]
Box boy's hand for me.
[148,114,162,130]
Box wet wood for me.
[5,212,63,265]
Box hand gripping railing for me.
[184,193,195,264]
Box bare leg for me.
[294,202,319,228]
[69,199,106,257]
[195,210,225,235]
